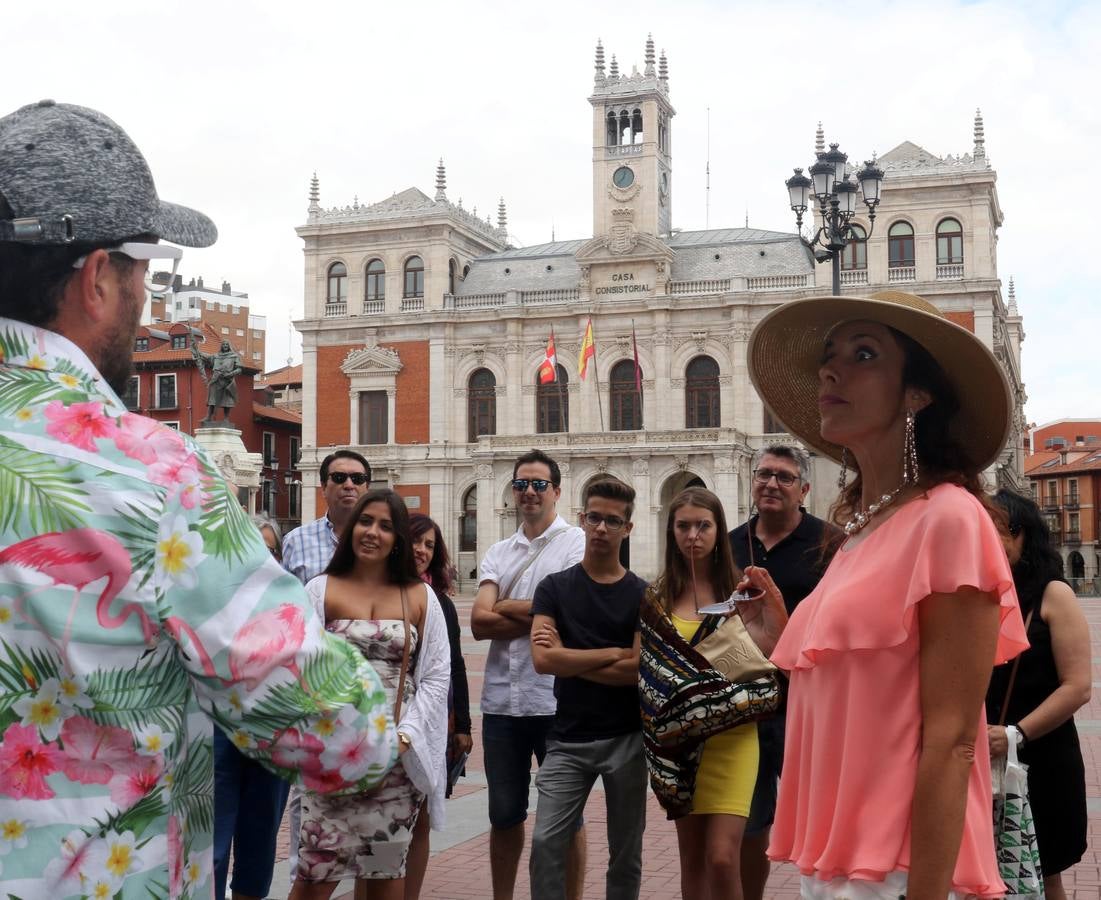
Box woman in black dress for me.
[987,489,1092,899]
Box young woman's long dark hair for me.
[992,489,1066,611]
[325,489,420,584]
[409,513,456,596]
[652,487,742,613]
[830,327,1001,530]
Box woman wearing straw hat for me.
[748,291,1030,900]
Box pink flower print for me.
[320,725,378,782]
[59,715,139,785]
[230,603,307,691]
[148,450,200,493]
[0,721,64,800]
[167,814,184,897]
[301,765,346,794]
[270,727,324,773]
[108,754,164,807]
[43,400,118,453]
[43,829,97,895]
[113,413,184,465]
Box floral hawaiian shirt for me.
[0,318,398,899]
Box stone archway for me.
[1069,550,1086,580]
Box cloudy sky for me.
[4,0,1096,426]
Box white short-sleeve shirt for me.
[479,515,585,716]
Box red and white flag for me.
[538,330,559,384]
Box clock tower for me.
[590,35,674,240]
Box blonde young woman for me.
[640,487,786,900]
[748,291,1029,900]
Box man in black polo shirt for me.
[730,444,841,900]
[529,477,648,900]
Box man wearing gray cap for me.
[0,101,398,899]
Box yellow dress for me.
[670,612,759,817]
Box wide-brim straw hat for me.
[747,290,1012,470]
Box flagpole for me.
[632,318,644,428]
[593,356,606,433]
[552,328,567,431]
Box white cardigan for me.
[306,576,452,829]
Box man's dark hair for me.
[512,448,561,486]
[584,477,636,521]
[0,196,143,327]
[326,489,419,584]
[319,449,371,484]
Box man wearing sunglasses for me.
[728,444,841,900]
[529,478,647,900]
[282,449,372,585]
[0,101,397,899]
[472,449,587,900]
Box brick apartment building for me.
[1025,419,1101,591]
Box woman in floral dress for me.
[289,490,450,900]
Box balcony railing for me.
[1043,497,1060,512]
[522,288,580,305]
[400,297,424,312]
[936,263,964,280]
[746,274,810,292]
[1065,530,1082,545]
[323,301,347,318]
[839,269,868,286]
[445,292,507,310]
[363,299,385,314]
[888,266,916,283]
[1065,494,1080,509]
[670,279,731,296]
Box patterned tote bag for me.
[992,730,1043,898]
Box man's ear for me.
[800,482,810,501]
[69,249,116,325]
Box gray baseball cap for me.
[0,100,217,247]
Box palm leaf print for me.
[0,435,93,536]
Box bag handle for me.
[498,526,567,601]
[997,606,1035,727]
[394,584,412,724]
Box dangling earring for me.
[903,408,919,486]
[837,448,849,490]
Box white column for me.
[386,387,397,445]
[730,327,750,433]
[629,458,654,579]
[475,464,496,560]
[301,340,318,521]
[714,455,740,523]
[653,318,672,430]
[429,337,448,443]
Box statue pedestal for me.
[193,425,263,511]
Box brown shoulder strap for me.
[997,606,1035,727]
[394,584,412,724]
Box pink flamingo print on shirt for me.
[0,530,156,653]
[164,604,307,692]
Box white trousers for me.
[800,871,970,899]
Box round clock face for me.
[613,166,635,189]
[659,171,669,195]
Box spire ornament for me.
[815,122,825,155]
[308,172,320,215]
[1008,276,1018,315]
[973,108,986,160]
[609,54,619,79]
[435,158,447,201]
[595,39,605,81]
[644,33,656,76]
[497,197,507,234]
[659,49,668,84]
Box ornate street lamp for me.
[786,141,884,294]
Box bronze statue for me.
[191,337,242,424]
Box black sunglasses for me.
[327,472,369,485]
[512,478,552,493]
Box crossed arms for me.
[530,615,640,686]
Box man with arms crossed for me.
[529,478,648,900]
[730,444,840,900]
[471,449,587,900]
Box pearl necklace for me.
[842,484,906,536]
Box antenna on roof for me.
[745,208,749,228]
[551,220,555,242]
[705,106,711,230]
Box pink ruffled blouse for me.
[768,484,1029,897]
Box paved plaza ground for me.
[265,595,1101,899]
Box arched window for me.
[460,485,477,552]
[685,355,720,428]
[888,222,915,268]
[610,360,642,431]
[467,368,496,441]
[403,256,424,299]
[841,224,867,270]
[365,259,385,302]
[631,108,643,144]
[536,365,569,434]
[448,259,457,295]
[936,218,963,265]
[326,262,347,305]
[619,110,631,146]
[606,111,619,147]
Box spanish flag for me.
[538,330,558,384]
[578,317,595,380]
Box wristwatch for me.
[1006,724,1026,747]
[1013,723,1029,746]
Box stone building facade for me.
[294,36,1025,584]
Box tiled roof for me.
[1025,450,1101,476]
[133,322,260,372]
[260,363,303,387]
[252,402,302,425]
